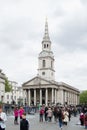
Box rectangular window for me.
[14,96,16,100]
[43,60,45,67]
[51,61,53,68]
[7,95,9,99]
[42,72,45,75]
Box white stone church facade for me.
[22,20,80,106]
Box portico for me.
[23,82,58,106]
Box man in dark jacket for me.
[44,106,48,122]
[20,113,29,130]
[57,108,63,130]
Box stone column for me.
[52,88,54,103]
[55,89,57,104]
[26,90,28,105]
[73,93,75,105]
[23,90,26,105]
[40,89,42,105]
[28,89,31,106]
[75,94,77,105]
[77,95,79,104]
[34,89,36,106]
[45,88,48,106]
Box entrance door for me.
[42,99,45,104]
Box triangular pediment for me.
[22,76,53,87]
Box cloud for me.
[0,0,87,90]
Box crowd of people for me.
[1,103,87,130]
[39,105,87,129]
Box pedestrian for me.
[68,108,71,121]
[0,104,7,130]
[20,113,29,130]
[14,106,19,124]
[53,106,58,123]
[63,108,69,125]
[19,106,25,120]
[44,106,48,122]
[39,107,44,122]
[73,107,77,117]
[84,112,87,129]
[79,112,84,126]
[47,108,53,122]
[57,108,63,130]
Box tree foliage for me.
[5,78,12,92]
[80,90,87,104]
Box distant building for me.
[0,69,5,103]
[5,81,23,105]
[22,20,80,106]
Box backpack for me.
[40,109,44,114]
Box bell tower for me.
[38,19,55,81]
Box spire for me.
[42,18,51,42]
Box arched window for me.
[43,60,46,67]
[44,44,46,48]
[47,44,49,48]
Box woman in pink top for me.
[19,107,25,119]
[14,107,19,124]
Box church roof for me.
[22,75,80,93]
[22,75,58,87]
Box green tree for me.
[80,90,87,104]
[5,78,12,92]
[0,101,3,105]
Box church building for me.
[22,20,80,106]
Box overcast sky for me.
[0,0,87,90]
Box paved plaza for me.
[6,114,85,130]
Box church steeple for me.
[42,19,51,51]
[38,20,55,81]
[43,18,50,42]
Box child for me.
[20,113,29,130]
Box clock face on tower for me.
[41,51,48,57]
[39,51,54,58]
